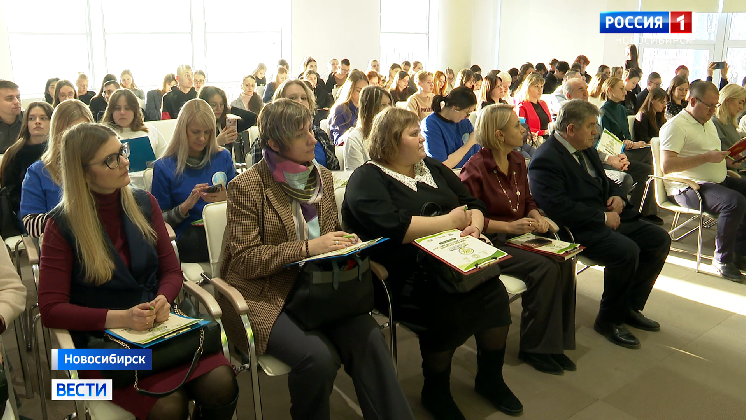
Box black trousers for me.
[576,219,670,324]
[604,148,657,216]
[499,245,576,354]
[265,312,414,420]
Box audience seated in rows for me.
[0,100,52,214]
[388,70,410,104]
[194,70,206,93]
[43,78,59,105]
[543,61,568,94]
[151,98,236,263]
[516,72,552,138]
[422,87,479,169]
[21,99,94,237]
[384,63,401,90]
[342,107,523,419]
[229,75,263,114]
[329,69,368,145]
[342,85,392,171]
[636,71,662,110]
[665,75,689,120]
[460,104,577,375]
[252,63,267,87]
[120,69,145,107]
[433,70,447,96]
[712,84,746,151]
[218,99,415,420]
[38,123,238,419]
[455,68,476,91]
[634,87,668,144]
[325,58,350,97]
[529,99,670,350]
[622,69,642,115]
[162,64,197,119]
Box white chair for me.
[468,111,478,126]
[21,97,43,109]
[148,119,178,145]
[202,202,227,277]
[245,126,260,166]
[395,101,408,109]
[642,137,718,272]
[335,146,345,170]
[628,115,636,141]
[320,119,330,138]
[142,168,153,193]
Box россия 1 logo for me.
[600,11,692,34]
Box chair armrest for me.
[50,328,75,349]
[650,175,699,191]
[181,280,222,319]
[370,261,388,281]
[543,217,560,233]
[165,223,176,241]
[22,236,39,265]
[727,170,741,179]
[210,277,250,315]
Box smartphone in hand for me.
[204,185,222,193]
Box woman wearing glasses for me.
[151,99,236,263]
[38,123,238,420]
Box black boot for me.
[421,364,465,420]
[192,392,238,420]
[475,347,523,416]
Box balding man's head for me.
[564,78,589,101]
[563,70,582,82]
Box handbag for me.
[94,307,223,397]
[416,202,502,293]
[0,187,23,239]
[284,255,374,330]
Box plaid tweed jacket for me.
[218,159,340,356]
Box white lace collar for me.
[368,160,438,191]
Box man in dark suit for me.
[528,99,671,349]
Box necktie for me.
[574,151,589,174]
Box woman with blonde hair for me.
[38,123,237,420]
[329,69,369,145]
[151,99,236,262]
[712,84,746,150]
[20,99,93,237]
[0,101,53,214]
[76,73,95,105]
[52,80,78,108]
[406,70,435,120]
[516,72,552,137]
[120,69,145,105]
[252,63,268,87]
[102,89,167,184]
[343,106,522,419]
[460,103,577,375]
[341,85,392,170]
[588,72,609,107]
[145,73,177,121]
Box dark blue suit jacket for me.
[528,133,639,244]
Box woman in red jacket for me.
[516,72,552,138]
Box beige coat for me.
[218,160,339,355]
[0,246,27,329]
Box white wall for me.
[0,0,638,90]
[290,0,381,75]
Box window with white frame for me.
[2,0,289,99]
[4,0,92,98]
[380,0,430,74]
[639,13,746,88]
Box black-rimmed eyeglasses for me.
[88,143,130,170]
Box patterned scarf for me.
[263,148,322,239]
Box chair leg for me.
[1,339,21,420]
[244,314,263,420]
[32,314,49,420]
[13,317,33,398]
[696,215,704,273]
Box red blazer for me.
[517,100,552,136]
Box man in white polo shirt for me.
[660,81,746,281]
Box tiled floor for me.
[7,210,746,419]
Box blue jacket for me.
[422,113,478,169]
[151,149,236,236]
[20,160,62,218]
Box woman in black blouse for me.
[665,76,689,120]
[388,71,410,104]
[634,87,667,144]
[342,107,522,420]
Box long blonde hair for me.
[516,72,545,103]
[161,98,219,174]
[59,123,156,284]
[42,99,94,185]
[715,84,746,129]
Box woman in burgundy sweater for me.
[460,104,576,376]
[38,123,237,420]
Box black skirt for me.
[379,270,511,353]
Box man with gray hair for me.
[529,99,670,350]
[162,64,196,119]
[661,81,746,281]
[548,70,583,116]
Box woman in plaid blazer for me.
[218,99,414,420]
